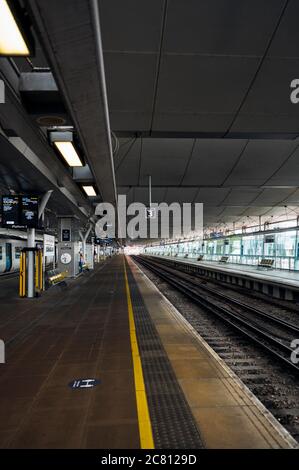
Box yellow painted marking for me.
[123,257,154,449]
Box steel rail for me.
[134,256,299,374]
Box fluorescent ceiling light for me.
[82,185,96,197]
[54,141,83,167]
[0,0,30,56]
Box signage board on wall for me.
[62,229,71,242]
[43,234,55,257]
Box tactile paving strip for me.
[126,261,204,449]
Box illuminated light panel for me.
[0,0,30,56]
[82,185,96,197]
[54,141,83,167]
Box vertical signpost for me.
[43,234,55,290]
[0,79,4,104]
[22,196,39,298]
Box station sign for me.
[145,207,156,219]
[265,235,275,243]
[62,229,71,242]
[43,234,55,257]
[1,195,39,229]
[95,237,112,245]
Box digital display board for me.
[20,196,38,228]
[1,195,39,228]
[1,196,20,227]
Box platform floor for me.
[0,256,296,449]
[154,255,299,289]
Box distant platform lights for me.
[49,130,98,199]
[82,185,96,197]
[0,0,34,56]
[49,130,84,167]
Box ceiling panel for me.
[251,188,295,205]
[140,138,194,185]
[242,206,271,216]
[224,140,296,186]
[104,52,157,131]
[222,189,262,205]
[164,187,198,203]
[182,139,246,185]
[130,187,149,205]
[284,188,299,204]
[267,0,299,58]
[265,143,299,185]
[195,188,231,205]
[231,58,299,133]
[202,206,226,216]
[116,138,141,185]
[151,187,168,204]
[220,206,249,216]
[164,0,284,55]
[99,0,163,52]
[117,186,131,196]
[153,55,259,132]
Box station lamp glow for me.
[82,185,96,197]
[0,0,33,56]
[54,141,83,167]
[49,131,83,167]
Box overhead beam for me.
[28,0,117,206]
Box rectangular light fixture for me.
[54,141,83,167]
[82,185,96,197]
[0,0,31,56]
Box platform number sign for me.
[68,378,100,389]
[145,207,156,219]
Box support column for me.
[27,228,35,298]
[57,216,80,277]
[79,224,93,269]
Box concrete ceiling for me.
[98,0,299,229]
[2,0,298,235]
[28,0,117,206]
[0,56,93,223]
[0,134,91,221]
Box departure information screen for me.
[20,196,39,228]
[1,195,39,228]
[1,196,20,227]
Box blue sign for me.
[68,378,100,389]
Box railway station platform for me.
[151,256,299,302]
[0,256,296,449]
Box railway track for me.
[133,255,299,375]
[149,255,299,314]
[133,255,299,439]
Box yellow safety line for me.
[123,257,154,449]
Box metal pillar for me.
[27,228,35,298]
[79,224,92,261]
